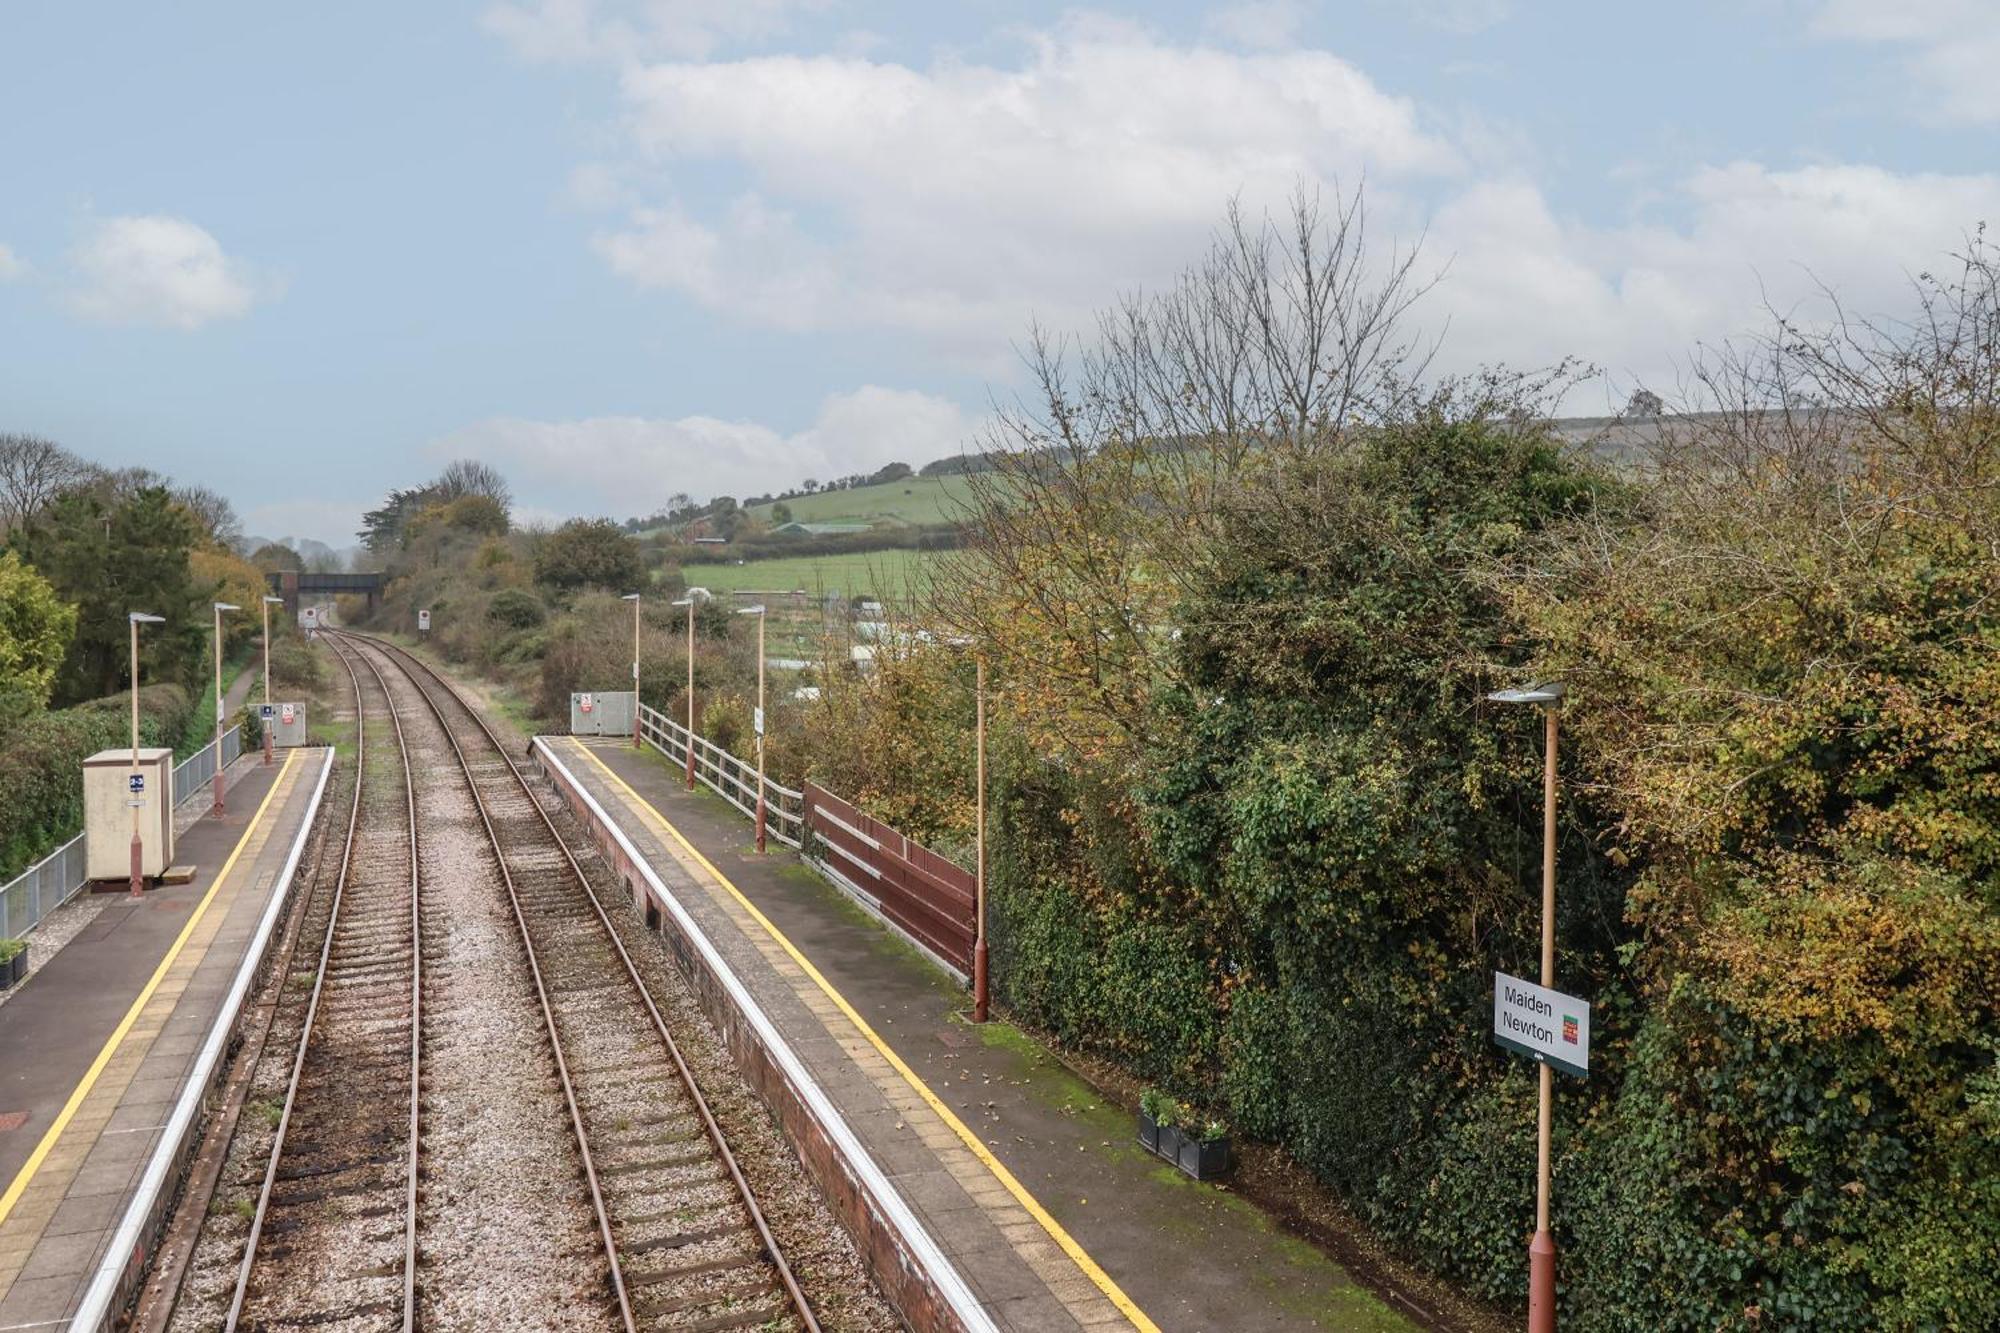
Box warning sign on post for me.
[418,609,431,632]
[579,693,594,714]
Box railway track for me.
[341,630,818,1333]
[222,633,422,1331]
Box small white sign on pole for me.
[1493,971,1590,1078]
[753,705,765,736]
[418,609,431,633]
[579,693,594,715]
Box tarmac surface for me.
[0,748,327,1331]
[547,736,1418,1333]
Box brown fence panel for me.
[804,782,975,976]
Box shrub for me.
[486,587,545,629]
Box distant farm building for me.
[772,522,873,537]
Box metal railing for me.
[634,703,805,848]
[172,724,242,809]
[0,725,243,940]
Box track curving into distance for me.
[338,629,819,1333]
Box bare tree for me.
[0,434,92,532]
[172,483,242,547]
[933,185,1445,754]
[435,458,513,511]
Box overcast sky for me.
[2,1,1995,546]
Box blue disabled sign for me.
[1493,971,1590,1078]
[128,773,145,794]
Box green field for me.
[743,473,981,527]
[670,548,940,599]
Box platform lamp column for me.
[212,602,240,815]
[736,605,767,851]
[973,652,989,1023]
[128,612,165,897]
[673,597,696,788]
[1487,680,1566,1333]
[261,596,284,764]
[622,592,643,749]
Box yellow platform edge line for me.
[0,750,300,1229]
[568,738,1160,1333]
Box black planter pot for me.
[1155,1124,1185,1163]
[1177,1135,1233,1181]
[1137,1110,1160,1154]
[14,944,28,985]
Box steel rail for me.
[349,630,820,1333]
[337,630,640,1333]
[130,749,347,1333]
[222,632,421,1333]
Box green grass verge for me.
[672,548,939,599]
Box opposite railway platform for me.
[535,734,1423,1333]
[0,746,332,1332]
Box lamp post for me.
[672,597,696,788]
[1487,681,1566,1333]
[261,596,284,765]
[736,605,767,852]
[128,612,165,897]
[946,636,992,1023]
[212,602,240,815]
[622,593,643,749]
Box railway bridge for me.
[266,568,384,616]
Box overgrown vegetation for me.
[787,193,2000,1327]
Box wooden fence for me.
[803,782,976,979]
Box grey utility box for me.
[570,691,636,737]
[262,701,310,748]
[83,748,176,881]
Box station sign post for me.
[1493,973,1590,1079]
[418,608,431,635]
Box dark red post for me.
[1530,1230,1556,1332]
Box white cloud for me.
[1203,1,1309,50]
[430,386,982,515]
[597,18,1458,349]
[1425,163,2000,394]
[67,216,269,330]
[483,0,823,64]
[0,243,23,282]
[1811,0,2000,125]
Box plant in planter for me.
[0,939,23,989]
[1176,1115,1234,1181]
[1137,1088,1173,1153]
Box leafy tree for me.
[532,518,643,592]
[770,502,793,525]
[0,550,77,725]
[12,485,206,704]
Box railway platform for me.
[0,746,333,1331]
[535,735,1421,1333]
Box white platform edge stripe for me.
[535,738,999,1333]
[70,747,336,1333]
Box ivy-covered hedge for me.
[0,684,194,880]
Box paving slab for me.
[544,736,1422,1333]
[0,748,327,1328]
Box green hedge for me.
[0,684,194,881]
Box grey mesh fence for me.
[0,725,242,940]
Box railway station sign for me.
[1493,972,1590,1078]
[128,773,145,794]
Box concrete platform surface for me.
[546,736,1419,1333]
[0,748,328,1330]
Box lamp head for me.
[671,598,694,608]
[621,593,641,602]
[1487,681,1566,707]
[736,605,765,616]
[215,601,241,612]
[129,611,165,625]
[262,595,284,604]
